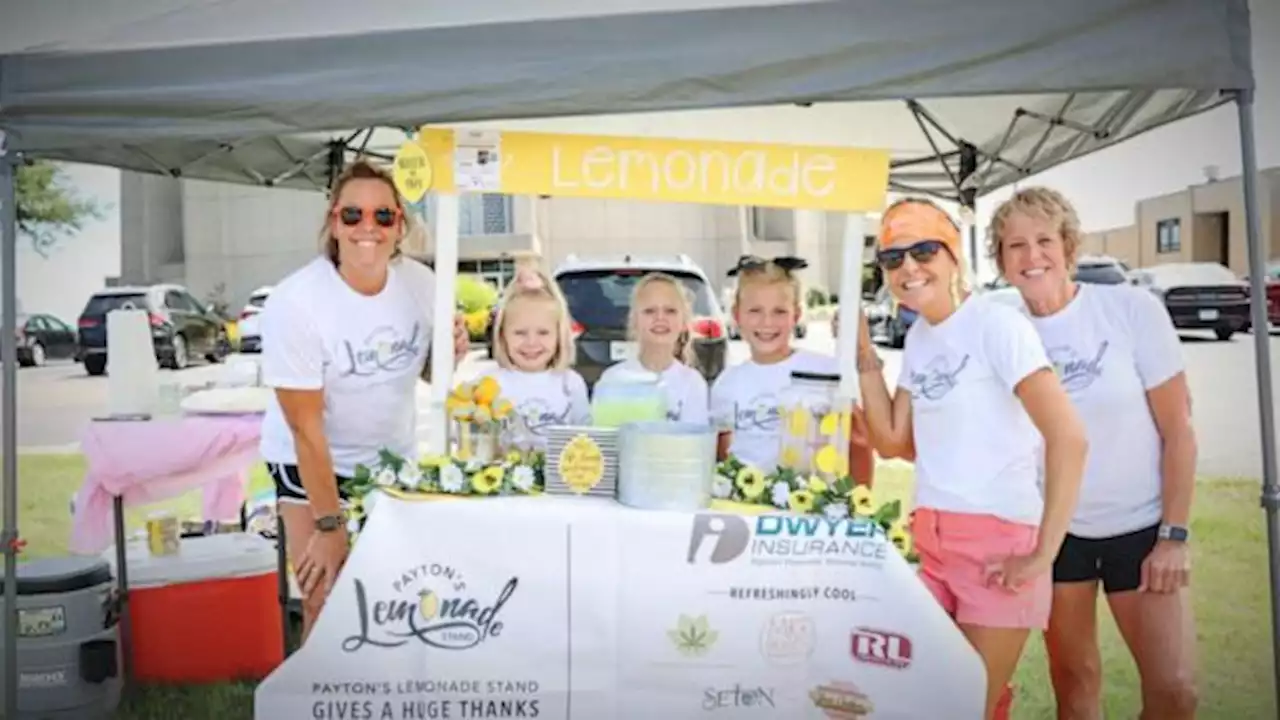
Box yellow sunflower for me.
[849,485,876,516]
[735,466,767,501]
[888,520,912,555]
[788,490,815,514]
[470,466,504,495]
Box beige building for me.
[1082,167,1280,275]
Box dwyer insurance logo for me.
[686,513,888,568]
[851,627,912,669]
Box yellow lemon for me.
[841,411,853,438]
[787,408,809,437]
[418,589,439,620]
[492,398,514,420]
[835,452,850,478]
[474,376,501,406]
[780,446,801,468]
[814,445,840,475]
[819,412,839,436]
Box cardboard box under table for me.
[104,533,282,683]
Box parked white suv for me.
[236,286,272,353]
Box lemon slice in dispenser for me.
[841,411,853,438]
[787,407,809,437]
[835,452,850,477]
[819,412,840,436]
[781,446,801,468]
[815,444,840,475]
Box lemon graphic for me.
[819,412,839,436]
[418,589,439,621]
[787,408,809,437]
[815,444,840,474]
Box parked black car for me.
[16,313,79,367]
[77,284,229,376]
[553,254,729,390]
[1143,262,1251,341]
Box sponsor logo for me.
[760,612,815,665]
[341,562,517,653]
[809,681,875,718]
[687,513,888,568]
[703,684,777,711]
[668,614,719,658]
[851,627,913,669]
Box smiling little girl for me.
[597,272,710,425]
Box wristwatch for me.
[1158,523,1190,542]
[314,513,347,533]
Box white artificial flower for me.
[511,465,536,492]
[823,502,849,522]
[711,475,733,500]
[347,516,361,534]
[439,464,466,493]
[464,458,483,475]
[397,463,423,489]
[374,467,397,488]
[770,481,791,509]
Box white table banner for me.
[255,496,986,719]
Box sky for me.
[7,0,1278,321]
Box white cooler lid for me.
[103,532,278,588]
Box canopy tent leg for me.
[0,131,19,720]
[836,213,866,407]
[1233,88,1280,712]
[426,194,460,457]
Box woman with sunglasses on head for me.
[991,188,1198,720]
[258,160,470,642]
[853,198,1088,720]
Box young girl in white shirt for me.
[710,257,875,484]
[597,272,710,425]
[484,268,591,452]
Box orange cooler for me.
[107,532,282,684]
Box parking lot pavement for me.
[7,328,1278,479]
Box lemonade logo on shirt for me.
[339,322,424,378]
[735,393,781,431]
[1047,341,1109,394]
[907,354,970,401]
[518,397,575,436]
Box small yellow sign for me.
[558,434,604,494]
[417,128,888,212]
[392,140,432,203]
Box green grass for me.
[5,454,1276,719]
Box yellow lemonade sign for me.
[391,140,432,203]
[417,128,889,212]
[558,434,604,494]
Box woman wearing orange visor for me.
[852,198,1088,720]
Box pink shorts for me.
[911,508,1052,630]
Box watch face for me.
[316,515,343,531]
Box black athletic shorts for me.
[267,462,353,505]
[1052,523,1160,594]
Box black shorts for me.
[267,463,353,505]
[1052,524,1160,594]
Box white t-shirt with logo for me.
[597,359,710,426]
[1028,283,1184,538]
[710,350,839,471]
[259,256,435,477]
[901,297,1050,526]
[481,367,591,452]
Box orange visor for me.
[878,201,962,261]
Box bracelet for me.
[856,352,884,373]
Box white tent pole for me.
[1233,89,1280,709]
[427,193,460,457]
[0,131,19,720]
[837,213,866,406]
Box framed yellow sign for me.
[417,128,889,213]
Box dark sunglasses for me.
[876,240,947,271]
[335,206,401,228]
[727,254,808,277]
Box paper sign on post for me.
[453,129,502,192]
[392,141,432,203]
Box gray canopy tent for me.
[0,0,1273,714]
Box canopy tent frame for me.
[0,2,1273,716]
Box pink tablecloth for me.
[70,414,263,554]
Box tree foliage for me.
[14,160,105,257]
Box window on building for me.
[1156,218,1181,254]
[459,194,514,235]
